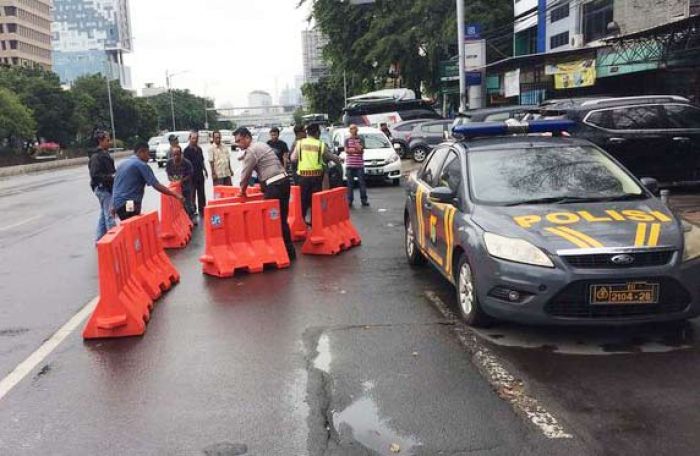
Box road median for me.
[0,150,133,179]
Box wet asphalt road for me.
[0,156,699,455]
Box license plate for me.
[590,282,660,305]
[366,168,383,176]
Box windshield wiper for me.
[504,193,646,206]
[504,196,594,206]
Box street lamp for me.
[165,69,190,131]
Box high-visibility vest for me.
[297,138,325,176]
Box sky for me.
[125,0,311,108]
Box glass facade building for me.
[51,0,132,88]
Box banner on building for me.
[546,59,597,89]
[504,69,520,98]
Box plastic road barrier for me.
[200,199,291,277]
[160,181,193,249]
[213,185,262,200]
[208,193,264,207]
[288,185,307,241]
[83,214,179,339]
[302,187,361,256]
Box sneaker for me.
[361,201,370,207]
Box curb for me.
[0,151,133,179]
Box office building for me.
[52,0,132,88]
[0,0,52,68]
[302,28,328,84]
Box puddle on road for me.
[313,334,331,373]
[473,321,695,355]
[333,396,420,455]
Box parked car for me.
[390,119,435,158]
[331,126,402,186]
[219,130,233,145]
[148,136,161,161]
[155,131,190,168]
[534,96,700,186]
[404,119,700,326]
[408,120,454,163]
[342,90,441,127]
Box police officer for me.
[290,123,342,221]
[234,127,296,261]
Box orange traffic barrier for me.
[160,181,192,249]
[302,187,361,256]
[288,185,307,241]
[84,214,180,339]
[208,193,264,207]
[200,199,290,277]
[121,211,179,300]
[213,185,262,200]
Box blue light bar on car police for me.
[452,119,576,138]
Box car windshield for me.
[359,133,392,149]
[257,131,272,143]
[468,146,645,206]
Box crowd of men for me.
[88,123,375,259]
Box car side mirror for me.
[336,146,345,153]
[640,177,659,195]
[429,186,457,205]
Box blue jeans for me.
[346,167,368,204]
[94,188,116,241]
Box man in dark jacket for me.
[183,131,208,216]
[89,130,116,242]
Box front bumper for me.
[362,159,402,181]
[473,253,700,325]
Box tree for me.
[302,77,346,122]
[71,74,158,145]
[0,66,81,146]
[148,90,228,132]
[0,87,36,143]
[301,0,514,100]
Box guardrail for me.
[0,150,133,179]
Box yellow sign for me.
[550,59,596,90]
[513,210,672,229]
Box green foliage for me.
[0,87,35,141]
[300,0,513,108]
[0,66,81,146]
[301,77,346,122]
[147,90,224,132]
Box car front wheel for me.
[455,254,491,327]
[412,146,429,163]
[405,217,426,266]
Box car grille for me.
[544,277,691,319]
[563,250,674,269]
[364,160,386,167]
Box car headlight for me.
[682,221,700,262]
[386,153,400,164]
[483,232,554,268]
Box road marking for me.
[0,297,98,402]
[0,215,42,232]
[424,291,573,440]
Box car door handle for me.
[673,136,691,143]
[608,137,626,145]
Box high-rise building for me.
[52,0,133,88]
[0,0,52,68]
[302,28,328,85]
[248,90,272,114]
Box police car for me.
[404,120,700,326]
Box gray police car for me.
[404,120,700,326]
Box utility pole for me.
[456,0,467,113]
[343,70,348,106]
[104,51,117,148]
